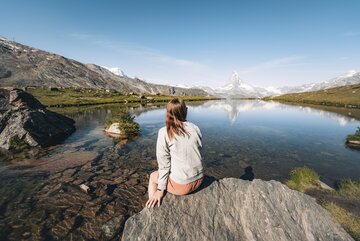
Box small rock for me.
[80,184,90,193]
[317,180,335,191]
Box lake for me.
[44,99,360,184]
[1,99,360,240]
[19,100,360,185]
[135,100,360,184]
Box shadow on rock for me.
[191,175,217,194]
[240,166,255,181]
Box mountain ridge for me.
[199,70,360,98]
[0,38,208,96]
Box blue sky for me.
[1,0,360,88]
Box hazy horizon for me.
[1,0,360,88]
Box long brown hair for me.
[166,98,189,140]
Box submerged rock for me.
[122,178,353,241]
[0,88,75,149]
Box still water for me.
[47,99,359,184]
[2,99,360,183]
[133,100,360,184]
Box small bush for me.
[323,202,360,241]
[104,109,139,137]
[9,136,29,152]
[346,127,360,142]
[285,167,320,192]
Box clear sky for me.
[1,0,360,88]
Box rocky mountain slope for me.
[123,178,353,241]
[0,37,208,96]
[280,70,360,94]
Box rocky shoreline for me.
[0,145,155,240]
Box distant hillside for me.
[264,84,360,108]
[0,37,208,96]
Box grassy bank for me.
[263,84,360,108]
[285,167,360,240]
[26,87,219,107]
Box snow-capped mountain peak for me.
[342,69,357,78]
[198,70,360,98]
[230,71,241,86]
[207,72,277,98]
[103,67,126,77]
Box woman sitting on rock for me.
[146,98,204,208]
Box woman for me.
[146,98,204,208]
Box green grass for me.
[26,87,218,107]
[285,167,320,192]
[336,179,360,199]
[323,202,360,241]
[285,167,360,240]
[347,127,360,142]
[104,109,140,137]
[264,84,360,108]
[9,136,29,152]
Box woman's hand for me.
[146,190,164,208]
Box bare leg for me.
[148,171,159,199]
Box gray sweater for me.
[156,121,204,190]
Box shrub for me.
[336,179,360,199]
[346,127,360,142]
[285,167,320,192]
[104,109,139,137]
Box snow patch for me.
[103,67,126,77]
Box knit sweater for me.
[156,121,204,190]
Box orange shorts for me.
[153,172,204,196]
[167,176,204,196]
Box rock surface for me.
[122,178,353,241]
[0,88,75,149]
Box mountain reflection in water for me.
[189,99,358,126]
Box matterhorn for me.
[211,71,274,98]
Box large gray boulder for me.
[0,88,75,149]
[122,178,353,241]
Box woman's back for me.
[157,121,204,187]
[146,98,204,208]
